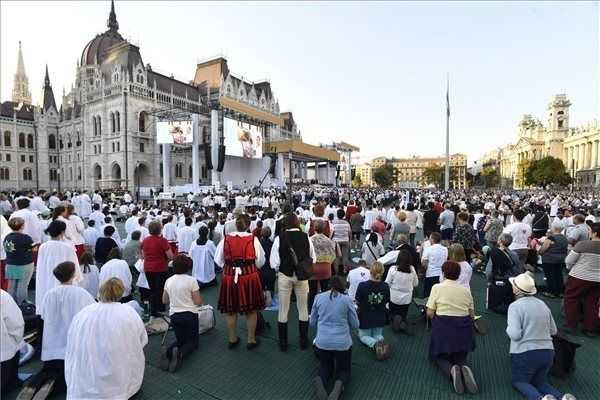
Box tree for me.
[481,167,500,188]
[373,164,396,187]
[525,156,572,187]
[515,159,531,189]
[422,164,443,187]
[352,174,363,187]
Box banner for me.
[157,120,193,144]
[223,117,263,159]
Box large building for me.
[0,1,338,194]
[479,94,600,188]
[366,154,467,189]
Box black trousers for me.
[43,359,66,395]
[317,347,352,386]
[168,311,199,359]
[542,262,565,295]
[423,276,440,298]
[389,302,410,320]
[308,279,330,313]
[0,351,19,394]
[146,271,169,316]
[435,351,468,379]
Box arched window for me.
[23,169,28,180]
[189,164,193,179]
[115,111,120,132]
[97,116,102,135]
[69,167,73,180]
[4,131,11,147]
[139,111,147,133]
[67,134,72,148]
[159,162,163,178]
[558,120,564,128]
[48,134,56,149]
[18,133,25,148]
[111,112,115,133]
[77,167,82,180]
[0,168,9,180]
[76,132,81,147]
[92,117,97,136]
[59,136,64,149]
[175,163,183,178]
[27,134,34,149]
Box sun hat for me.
[509,273,537,296]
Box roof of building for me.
[42,65,57,112]
[147,69,200,99]
[0,101,35,121]
[80,0,126,66]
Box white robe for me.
[177,226,197,254]
[189,240,216,283]
[79,265,100,298]
[0,289,24,362]
[65,302,147,400]
[98,259,132,297]
[35,240,82,315]
[80,194,92,218]
[39,285,95,361]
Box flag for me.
[446,80,450,118]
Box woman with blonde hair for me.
[355,262,390,359]
[65,278,148,399]
[444,244,473,291]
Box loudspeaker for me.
[269,155,276,174]
[204,145,213,170]
[216,145,225,172]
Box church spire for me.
[12,41,32,105]
[107,0,119,32]
[42,64,57,112]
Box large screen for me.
[157,120,193,144]
[223,117,263,159]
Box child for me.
[78,252,99,298]
[355,262,390,360]
[385,250,418,335]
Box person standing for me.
[140,220,175,317]
[438,204,455,242]
[423,202,440,238]
[0,289,24,394]
[309,221,336,312]
[189,226,217,287]
[331,209,351,275]
[538,222,568,298]
[215,214,265,350]
[421,232,448,297]
[503,209,532,271]
[506,273,576,400]
[271,213,316,351]
[311,276,359,400]
[3,217,34,304]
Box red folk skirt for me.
[168,242,179,256]
[75,244,86,259]
[0,260,7,290]
[218,264,264,315]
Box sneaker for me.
[227,337,240,349]
[450,365,464,394]
[562,394,577,400]
[328,380,344,400]
[541,396,557,400]
[247,339,260,351]
[159,346,169,371]
[168,346,181,372]
[460,365,479,394]
[375,340,390,361]
[314,376,328,400]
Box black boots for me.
[278,322,288,352]
[299,320,309,350]
[328,380,344,400]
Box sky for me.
[1,1,599,165]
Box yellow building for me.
[368,154,467,189]
[487,95,600,188]
[356,163,374,187]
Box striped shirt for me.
[331,219,351,242]
[565,240,600,282]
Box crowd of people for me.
[1,186,599,400]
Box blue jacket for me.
[310,290,359,351]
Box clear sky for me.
[1,1,598,164]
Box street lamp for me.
[135,161,141,202]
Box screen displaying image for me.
[223,117,263,159]
[157,120,193,144]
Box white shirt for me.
[35,240,82,314]
[189,240,216,283]
[347,266,370,300]
[163,222,178,242]
[362,209,378,230]
[177,226,198,254]
[504,222,532,250]
[30,196,49,213]
[385,266,419,305]
[0,289,24,362]
[65,302,147,400]
[125,216,140,236]
[79,264,100,298]
[83,227,100,249]
[48,195,61,209]
[79,194,92,218]
[99,259,133,297]
[92,193,102,205]
[40,285,95,361]
[269,229,317,271]
[440,260,472,290]
[422,243,448,278]
[123,193,132,203]
[215,232,266,268]
[9,208,42,244]
[164,274,200,315]
[89,211,106,233]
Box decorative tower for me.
[42,65,57,113]
[12,41,32,105]
[546,94,571,158]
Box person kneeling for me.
[20,261,95,399]
[426,261,478,394]
[161,255,203,372]
[355,262,391,360]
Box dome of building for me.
[80,0,126,66]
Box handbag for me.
[286,232,313,280]
[198,305,216,334]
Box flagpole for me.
[445,75,450,191]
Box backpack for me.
[550,334,580,378]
